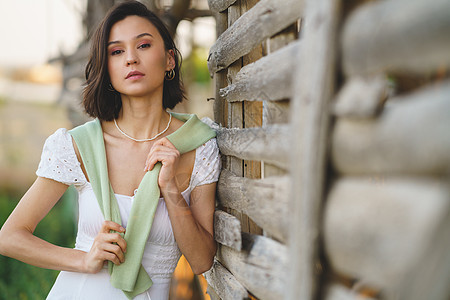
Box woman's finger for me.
[145,144,168,171]
[145,150,179,171]
[148,144,174,157]
[102,252,121,266]
[145,155,159,171]
[102,243,125,263]
[103,232,127,253]
[100,220,125,234]
[145,154,177,171]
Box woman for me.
[0,1,220,299]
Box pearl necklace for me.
[113,113,172,142]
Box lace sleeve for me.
[191,138,221,188]
[36,128,87,186]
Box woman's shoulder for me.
[196,137,218,154]
[36,128,87,186]
[168,115,185,133]
[39,128,76,155]
[191,138,221,188]
[44,127,71,143]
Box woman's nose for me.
[127,58,138,65]
[126,52,138,65]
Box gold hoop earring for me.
[165,69,175,81]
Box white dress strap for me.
[190,138,221,188]
[36,128,87,186]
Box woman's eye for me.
[111,49,123,56]
[138,43,151,49]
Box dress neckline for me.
[98,118,198,200]
[114,185,191,199]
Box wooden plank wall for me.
[204,0,450,299]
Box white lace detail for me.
[142,243,181,280]
[191,138,221,188]
[36,128,87,186]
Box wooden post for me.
[242,0,263,236]
[287,0,341,299]
[213,11,229,127]
[225,0,246,232]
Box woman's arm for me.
[0,177,127,273]
[146,138,217,274]
[162,182,217,274]
[0,177,86,271]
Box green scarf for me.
[69,113,216,299]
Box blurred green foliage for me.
[0,187,77,300]
[181,47,211,85]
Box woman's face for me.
[107,15,174,99]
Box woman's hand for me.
[144,137,180,192]
[82,221,127,274]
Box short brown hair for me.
[83,0,185,121]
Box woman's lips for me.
[126,71,145,79]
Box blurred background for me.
[0,0,216,299]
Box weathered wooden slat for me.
[214,210,242,251]
[204,117,290,169]
[220,41,301,102]
[207,0,304,76]
[287,0,341,299]
[324,282,377,300]
[216,123,290,170]
[332,81,450,176]
[206,285,221,300]
[208,0,238,13]
[332,75,388,118]
[342,0,450,76]
[323,177,450,293]
[396,205,450,300]
[217,170,289,242]
[241,232,287,270]
[217,234,288,300]
[204,259,248,300]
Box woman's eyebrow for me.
[108,33,154,47]
[136,33,153,39]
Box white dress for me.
[36,128,221,300]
